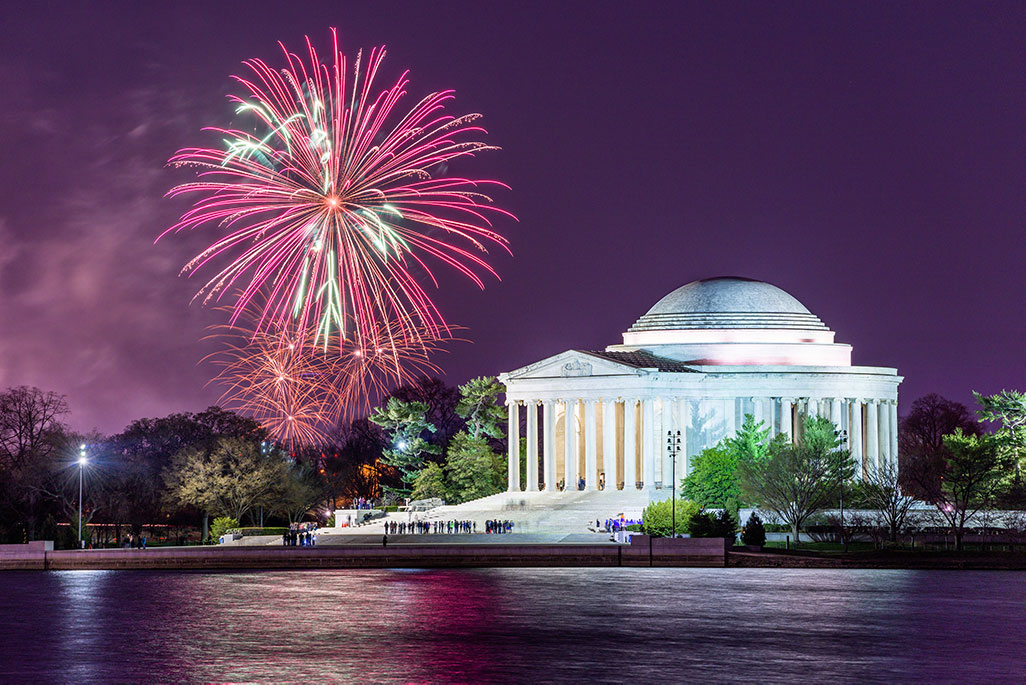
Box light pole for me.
[666,430,681,538]
[836,429,849,552]
[78,444,88,549]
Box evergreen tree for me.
[369,398,440,494]
[410,462,448,501]
[445,432,505,504]
[456,376,507,440]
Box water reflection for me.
[0,568,1023,682]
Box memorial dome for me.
[615,277,850,366]
[628,277,828,333]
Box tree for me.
[163,437,286,524]
[681,446,738,509]
[0,386,69,470]
[681,415,771,509]
[0,386,69,541]
[857,461,918,543]
[272,460,323,524]
[456,376,506,440]
[898,394,982,500]
[740,416,854,544]
[930,430,1006,552]
[688,509,737,540]
[641,498,700,537]
[390,378,463,452]
[410,462,448,501]
[974,389,1026,506]
[108,407,265,539]
[740,512,766,547]
[369,398,440,494]
[445,432,505,504]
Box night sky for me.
[1,2,1022,435]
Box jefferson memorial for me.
[499,277,902,500]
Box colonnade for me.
[506,396,899,492]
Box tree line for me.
[0,376,509,547]
[667,390,1025,550]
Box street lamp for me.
[835,429,849,551]
[666,430,681,538]
[78,444,88,549]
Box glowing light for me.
[78,456,87,466]
[162,28,515,352]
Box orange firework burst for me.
[205,315,454,448]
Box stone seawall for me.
[0,537,729,571]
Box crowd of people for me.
[385,519,476,535]
[598,517,640,533]
[349,497,376,510]
[283,522,317,547]
[380,519,517,534]
[485,519,514,534]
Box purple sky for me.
[1,2,1022,436]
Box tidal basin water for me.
[1,568,1023,682]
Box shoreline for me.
[2,537,1024,571]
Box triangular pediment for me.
[500,350,649,381]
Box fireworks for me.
[206,314,452,448]
[163,28,514,351]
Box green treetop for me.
[681,414,771,510]
[740,415,854,544]
[456,376,507,440]
[369,397,440,492]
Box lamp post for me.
[78,444,88,549]
[835,429,849,552]
[666,430,681,538]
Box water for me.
[0,568,1023,682]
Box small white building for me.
[499,277,901,495]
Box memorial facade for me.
[499,277,902,494]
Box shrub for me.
[690,509,737,540]
[642,498,701,537]
[741,512,766,547]
[210,517,240,542]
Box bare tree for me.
[0,386,69,470]
[858,461,919,542]
[0,387,69,540]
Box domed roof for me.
[628,277,828,332]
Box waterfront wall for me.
[0,537,728,571]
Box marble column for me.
[831,398,843,427]
[526,401,539,491]
[584,400,598,491]
[624,399,638,490]
[564,399,578,491]
[602,400,616,490]
[780,398,793,441]
[850,399,863,474]
[724,397,737,438]
[677,399,690,476]
[642,398,656,489]
[866,399,879,475]
[753,396,765,428]
[507,401,520,492]
[543,400,556,492]
[889,400,899,471]
[878,400,891,473]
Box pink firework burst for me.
[163,28,514,351]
